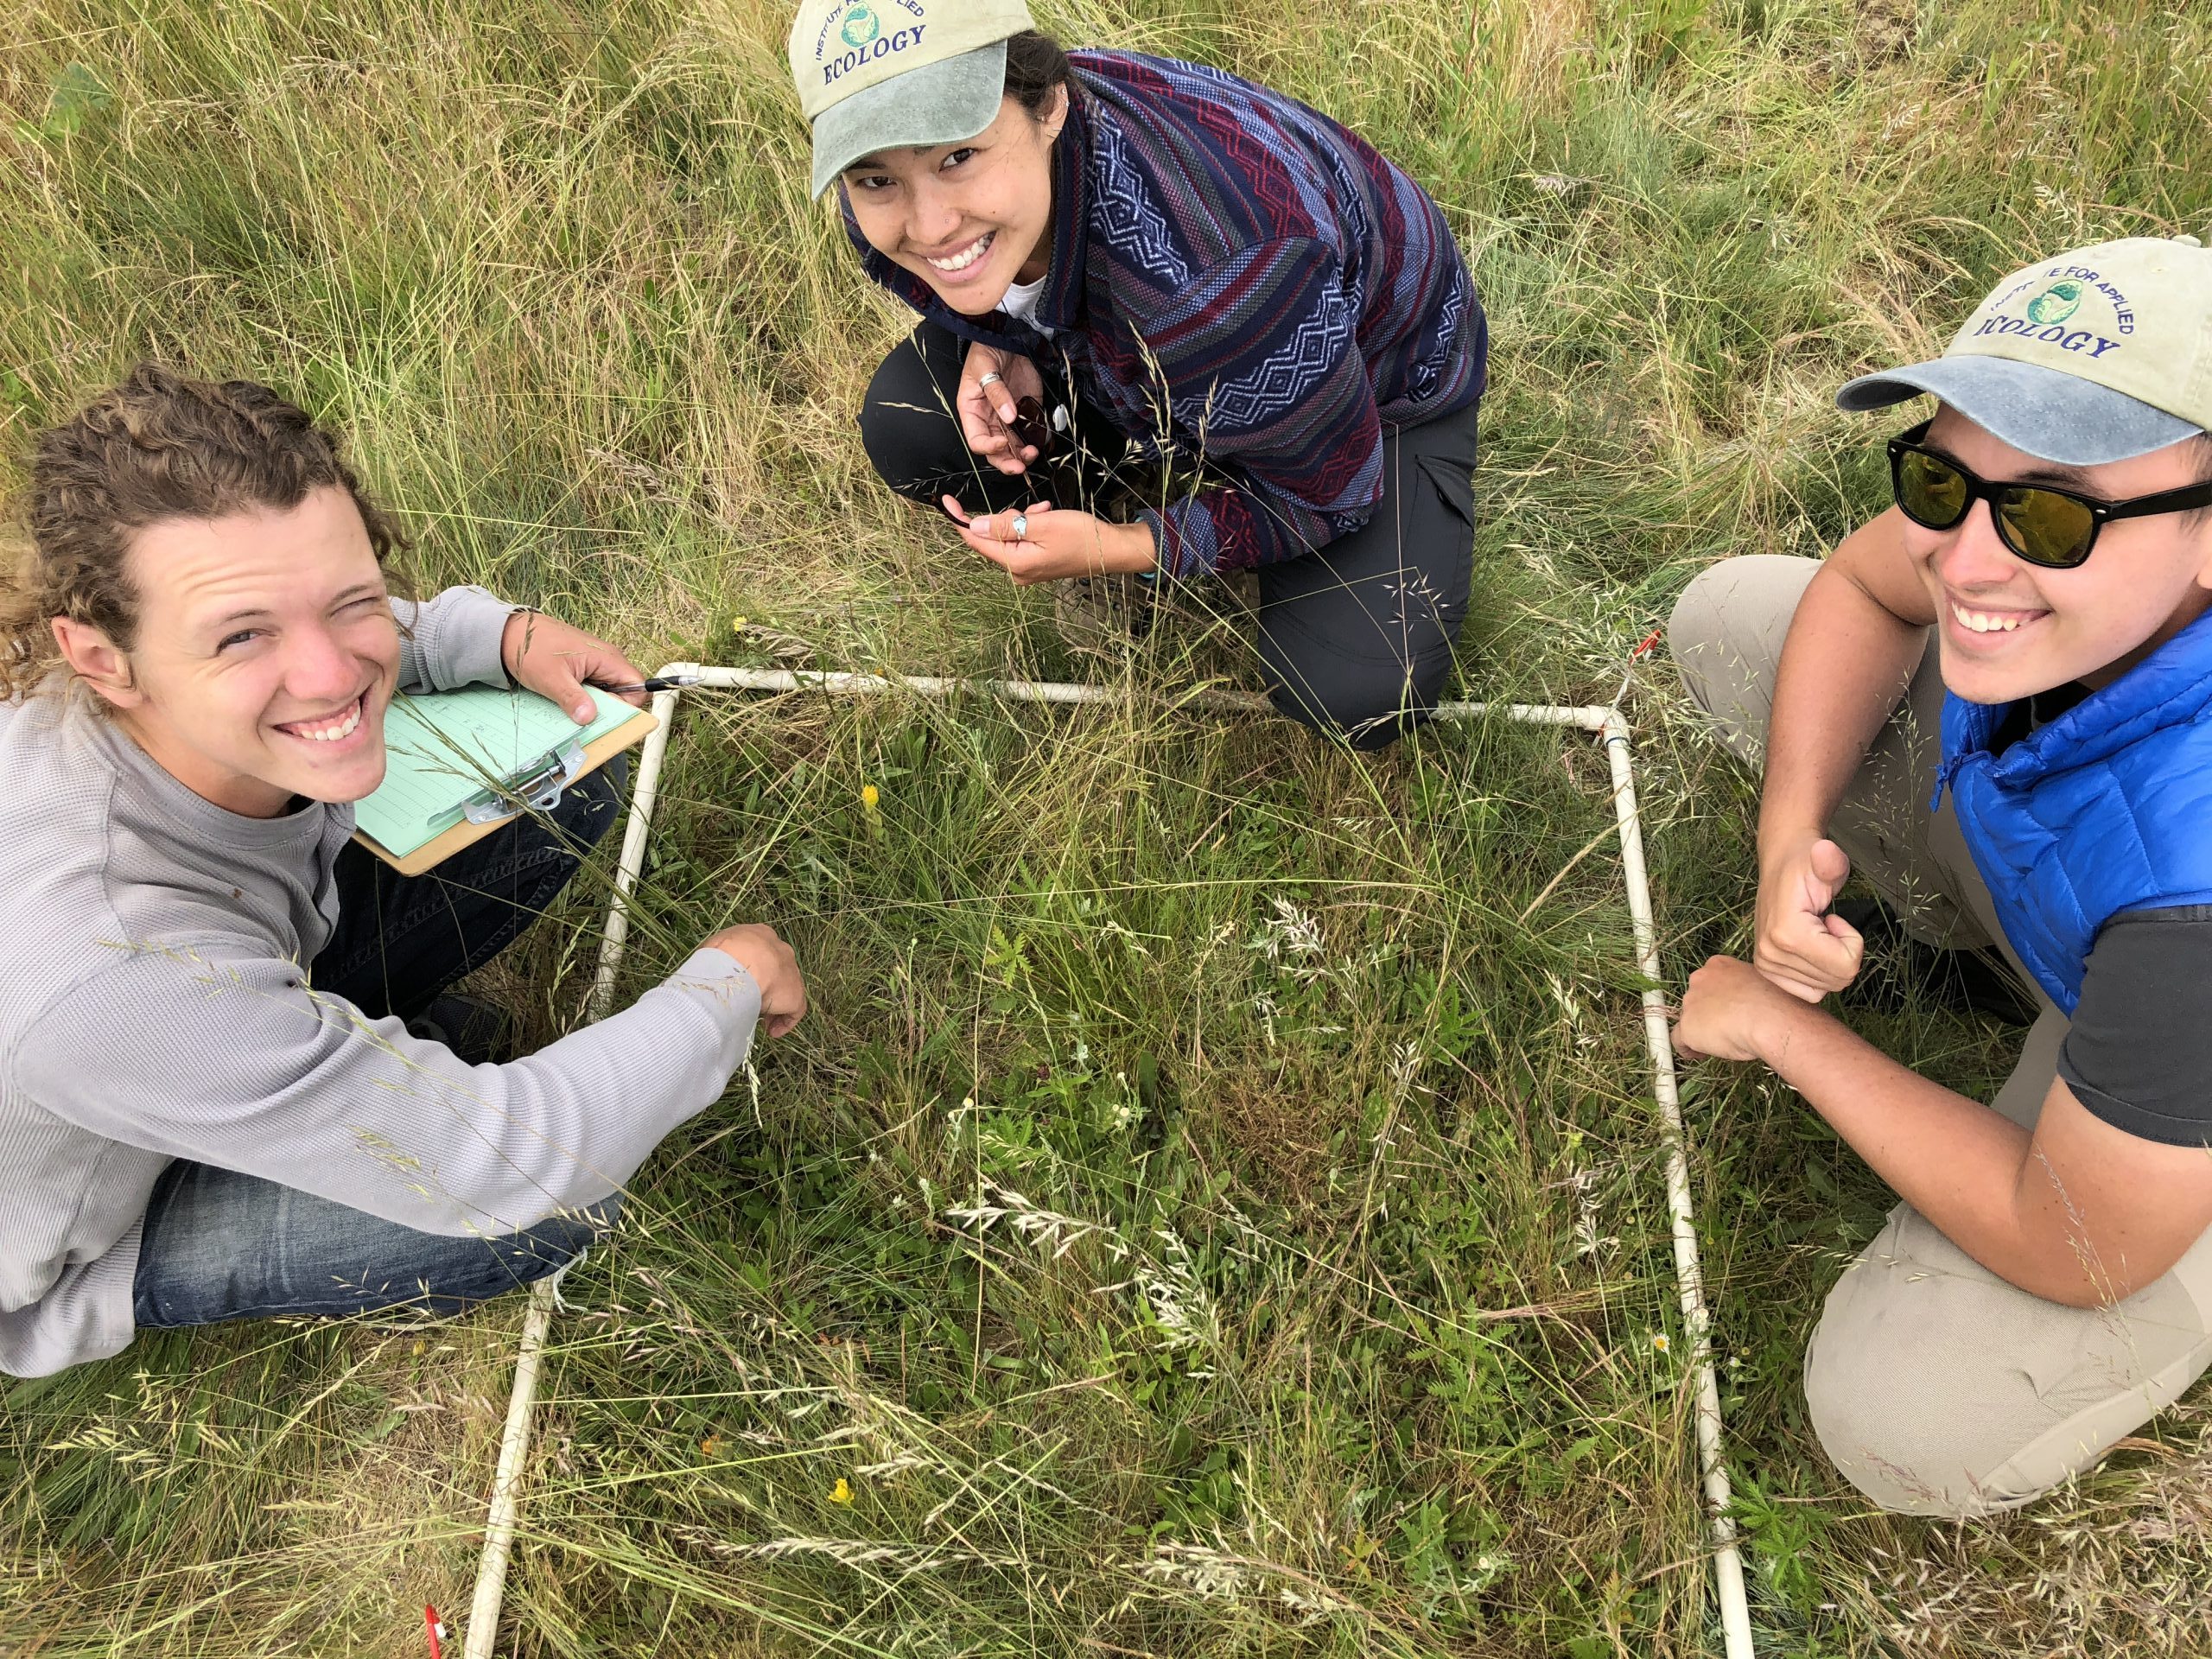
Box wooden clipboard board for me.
[351,706,658,876]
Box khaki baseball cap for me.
[788,0,1034,199]
[1839,235,2212,465]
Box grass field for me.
[7,1,2212,1653]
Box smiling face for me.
[58,485,403,817]
[840,88,1065,315]
[1905,406,2212,703]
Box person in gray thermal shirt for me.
[0,365,807,1378]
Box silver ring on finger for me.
[977,372,1003,389]
[1010,512,1029,541]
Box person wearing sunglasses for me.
[787,1,1485,747]
[1664,235,2212,1518]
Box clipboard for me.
[351,687,658,876]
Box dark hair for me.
[1002,29,1071,118]
[2187,433,2212,535]
[3,362,407,700]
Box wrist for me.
[1756,817,1826,876]
[1107,518,1158,574]
[1746,983,1824,1067]
[499,606,541,682]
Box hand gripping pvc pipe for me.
[465,667,1757,1659]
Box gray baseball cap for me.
[1838,235,2212,465]
[788,0,1033,199]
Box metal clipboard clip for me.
[461,739,588,825]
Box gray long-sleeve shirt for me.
[0,586,759,1376]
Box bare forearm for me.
[1749,999,2103,1303]
[1759,559,1926,864]
[1106,518,1160,573]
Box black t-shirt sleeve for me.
[2058,906,2212,1146]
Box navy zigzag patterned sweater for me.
[845,48,1487,575]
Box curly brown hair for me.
[2,363,408,701]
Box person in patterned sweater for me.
[785,0,1487,747]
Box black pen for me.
[599,673,705,695]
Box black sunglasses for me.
[1887,419,2212,569]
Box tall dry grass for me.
[5,2,2212,1653]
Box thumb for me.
[543,665,595,724]
[1808,837,1851,896]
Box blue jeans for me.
[132,762,627,1330]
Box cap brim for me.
[810,41,1007,199]
[1837,355,2201,466]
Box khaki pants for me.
[1670,555,2212,1517]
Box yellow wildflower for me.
[830,1477,854,1504]
[861,784,880,811]
[732,615,749,632]
[700,1433,725,1459]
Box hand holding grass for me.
[957,342,1045,474]
[1675,952,1819,1065]
[1754,835,1865,1002]
[941,497,1158,586]
[702,923,808,1039]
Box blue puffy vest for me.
[1936,605,2212,1014]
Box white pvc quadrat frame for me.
[462,667,1757,1659]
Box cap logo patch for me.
[1966,264,2141,361]
[2026,280,2085,326]
[812,0,929,86]
[839,3,880,48]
